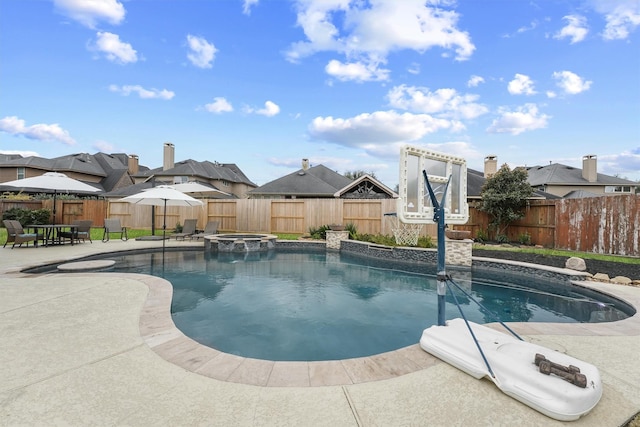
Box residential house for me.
[129,143,257,198]
[469,155,558,202]
[525,155,638,198]
[0,151,143,194]
[0,143,256,199]
[248,159,397,199]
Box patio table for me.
[27,224,78,247]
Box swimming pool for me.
[90,249,630,361]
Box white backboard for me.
[397,145,468,224]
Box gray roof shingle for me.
[249,165,353,197]
[134,160,256,187]
[526,163,635,186]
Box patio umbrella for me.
[1,172,101,222]
[171,182,231,197]
[118,185,204,252]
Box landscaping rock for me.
[592,273,610,282]
[565,257,587,271]
[611,276,632,285]
[472,247,639,281]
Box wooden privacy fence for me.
[103,198,437,237]
[555,195,639,257]
[455,195,639,256]
[456,200,557,247]
[2,195,638,256]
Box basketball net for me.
[384,213,423,246]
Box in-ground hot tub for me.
[204,233,277,252]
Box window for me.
[17,167,25,179]
[173,176,188,184]
[221,180,230,187]
[605,186,632,194]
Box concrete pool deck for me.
[1,239,639,426]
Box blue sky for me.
[1,0,639,187]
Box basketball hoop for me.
[384,213,423,246]
[397,145,468,225]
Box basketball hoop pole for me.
[423,171,452,326]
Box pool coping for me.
[6,240,639,388]
[135,262,640,388]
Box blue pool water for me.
[92,249,631,361]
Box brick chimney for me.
[163,142,175,171]
[128,154,139,174]
[302,158,310,171]
[484,155,497,177]
[582,154,597,182]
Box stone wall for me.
[445,238,472,267]
[326,230,349,250]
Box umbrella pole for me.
[52,190,57,223]
[162,199,167,254]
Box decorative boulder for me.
[565,257,587,271]
[611,276,632,285]
[592,273,610,282]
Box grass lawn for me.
[473,243,640,265]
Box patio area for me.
[1,239,639,426]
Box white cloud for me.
[486,104,550,135]
[467,75,485,87]
[286,0,474,79]
[109,85,175,100]
[308,110,458,147]
[325,59,390,82]
[387,85,488,120]
[93,140,115,152]
[599,148,640,178]
[204,97,234,113]
[245,101,280,117]
[554,15,589,43]
[507,74,536,95]
[242,0,259,15]
[0,116,76,145]
[516,20,539,34]
[186,35,217,69]
[53,0,125,29]
[552,70,592,94]
[407,63,420,75]
[91,32,138,64]
[592,0,640,40]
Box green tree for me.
[479,164,533,238]
[343,170,377,180]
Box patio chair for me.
[190,221,219,240]
[3,219,38,249]
[102,218,128,242]
[173,218,198,240]
[59,220,93,244]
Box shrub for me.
[475,228,488,243]
[309,224,331,240]
[356,233,397,246]
[2,207,51,226]
[416,235,434,248]
[353,233,434,248]
[344,222,357,239]
[518,232,532,245]
[496,233,509,244]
